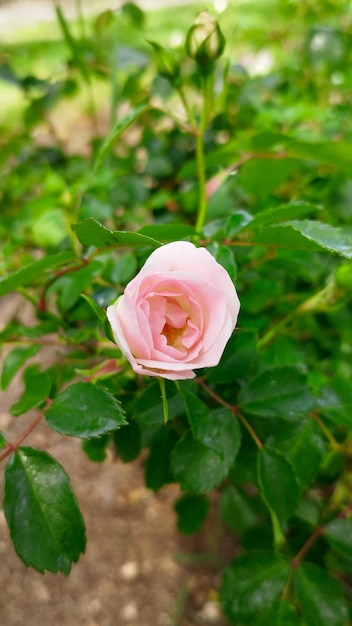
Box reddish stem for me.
[0,399,52,463]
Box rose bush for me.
[106,241,240,380]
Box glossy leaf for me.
[253,599,301,626]
[0,432,7,450]
[253,220,352,258]
[239,366,315,419]
[72,219,161,249]
[293,562,348,626]
[1,345,41,390]
[4,447,86,574]
[325,519,352,559]
[257,448,300,528]
[45,382,127,438]
[174,493,210,535]
[220,551,290,624]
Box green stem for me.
[159,377,169,425]
[195,72,214,233]
[311,411,342,452]
[257,311,296,350]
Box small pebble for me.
[121,601,138,621]
[119,561,139,581]
[199,600,222,623]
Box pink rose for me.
[106,241,240,380]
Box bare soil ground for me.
[0,296,231,626]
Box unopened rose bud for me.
[148,41,180,84]
[185,11,225,66]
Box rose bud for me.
[185,11,225,66]
[107,241,240,380]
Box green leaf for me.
[11,368,51,416]
[0,432,7,450]
[252,220,352,258]
[249,202,321,229]
[72,219,161,249]
[4,447,86,574]
[113,420,141,462]
[318,376,352,426]
[0,250,74,297]
[239,366,315,419]
[93,104,149,172]
[220,551,290,624]
[82,435,110,462]
[1,345,41,390]
[145,425,179,491]
[325,519,352,559]
[250,133,352,170]
[56,5,89,83]
[257,448,300,529]
[237,158,298,201]
[179,388,241,464]
[220,485,259,534]
[171,431,229,493]
[45,382,127,438]
[138,223,196,242]
[266,419,324,489]
[174,493,210,535]
[207,331,257,384]
[134,380,184,425]
[80,294,107,326]
[293,562,348,626]
[253,600,301,626]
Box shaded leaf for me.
[11,369,51,417]
[113,420,141,462]
[220,551,290,624]
[174,493,210,535]
[293,562,348,626]
[82,434,110,462]
[180,388,241,466]
[0,251,74,297]
[325,519,352,559]
[145,425,179,491]
[257,448,300,529]
[93,104,149,172]
[239,366,314,419]
[170,431,229,493]
[266,419,324,488]
[1,345,41,390]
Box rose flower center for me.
[162,321,188,351]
